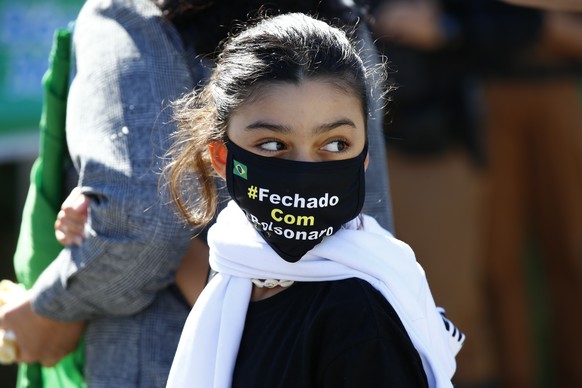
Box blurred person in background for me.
[363,0,582,386]
[474,4,582,387]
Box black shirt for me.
[232,278,428,388]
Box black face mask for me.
[225,140,367,263]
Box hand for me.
[372,1,446,50]
[542,11,582,59]
[0,294,85,366]
[55,187,90,246]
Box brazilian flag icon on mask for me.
[233,160,248,180]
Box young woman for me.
[164,12,463,388]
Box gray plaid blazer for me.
[31,0,202,386]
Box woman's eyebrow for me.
[314,119,357,134]
[245,121,292,133]
[245,119,357,134]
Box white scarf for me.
[167,201,460,387]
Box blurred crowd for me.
[360,0,582,387]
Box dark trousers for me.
[483,79,582,387]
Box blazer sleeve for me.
[30,0,205,320]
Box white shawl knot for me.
[167,201,461,387]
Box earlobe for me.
[208,142,228,179]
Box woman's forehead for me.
[227,80,366,137]
[244,78,364,106]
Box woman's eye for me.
[259,140,284,152]
[322,140,349,153]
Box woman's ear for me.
[208,141,228,179]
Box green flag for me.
[12,28,85,388]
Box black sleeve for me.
[316,279,429,388]
[321,337,429,387]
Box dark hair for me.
[162,1,363,57]
[151,0,214,19]
[213,12,368,131]
[166,13,371,227]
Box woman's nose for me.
[288,148,319,162]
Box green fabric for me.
[12,28,86,388]
[16,339,85,388]
[13,160,65,287]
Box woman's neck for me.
[250,285,287,302]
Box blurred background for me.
[367,1,582,387]
[1,1,581,387]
